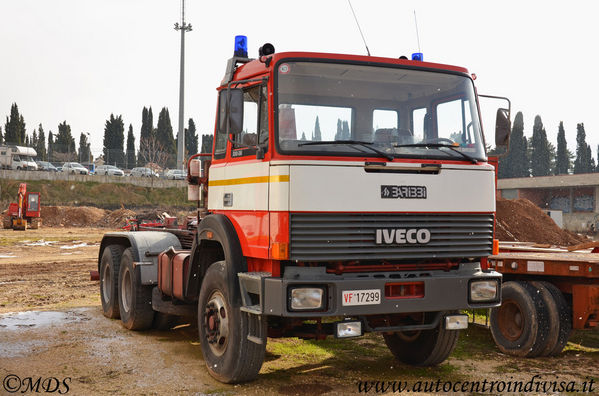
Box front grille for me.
[289,213,493,261]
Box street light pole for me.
[174,0,192,170]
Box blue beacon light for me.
[234,35,248,58]
[411,52,423,61]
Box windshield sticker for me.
[279,64,290,74]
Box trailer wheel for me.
[100,244,125,319]
[536,281,572,356]
[383,312,459,366]
[490,281,549,357]
[118,248,154,330]
[198,261,266,383]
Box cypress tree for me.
[342,120,350,140]
[499,111,528,178]
[36,124,47,161]
[335,119,343,140]
[78,133,91,163]
[48,132,54,162]
[103,114,125,167]
[156,107,176,167]
[313,116,322,141]
[126,124,136,169]
[574,123,593,174]
[0,126,3,144]
[54,121,76,160]
[530,115,551,176]
[201,134,213,154]
[555,121,569,175]
[185,118,198,156]
[4,103,26,145]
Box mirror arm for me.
[478,94,511,119]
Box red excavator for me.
[2,183,42,230]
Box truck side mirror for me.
[218,88,244,135]
[495,108,511,148]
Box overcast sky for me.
[1,1,598,161]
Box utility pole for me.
[174,0,192,169]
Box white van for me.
[0,146,38,170]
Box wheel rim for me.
[121,268,132,313]
[497,300,524,341]
[396,313,424,341]
[102,263,111,302]
[203,291,230,356]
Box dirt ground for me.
[1,227,598,395]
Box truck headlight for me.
[469,279,499,302]
[335,320,363,338]
[289,287,325,311]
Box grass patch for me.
[0,179,193,208]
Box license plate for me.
[342,289,381,306]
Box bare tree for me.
[138,136,170,188]
[139,135,169,171]
[53,151,77,163]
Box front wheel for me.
[198,261,266,383]
[383,312,459,366]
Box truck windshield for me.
[275,61,486,161]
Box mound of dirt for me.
[496,198,587,246]
[41,206,108,227]
[40,206,186,229]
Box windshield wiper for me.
[394,143,479,164]
[298,140,394,161]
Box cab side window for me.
[231,85,268,158]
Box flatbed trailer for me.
[487,242,599,357]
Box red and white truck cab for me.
[98,38,510,383]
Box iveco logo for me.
[375,229,431,245]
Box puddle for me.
[0,254,16,258]
[0,280,26,285]
[60,243,88,250]
[24,240,57,246]
[0,310,87,331]
[0,340,47,358]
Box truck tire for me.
[537,281,572,356]
[100,244,125,319]
[490,281,550,357]
[383,312,459,366]
[530,281,560,357]
[198,261,266,383]
[118,247,155,330]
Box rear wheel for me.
[198,261,266,383]
[118,248,154,330]
[100,244,125,319]
[383,312,459,366]
[490,281,550,357]
[537,281,572,356]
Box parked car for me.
[62,162,89,175]
[95,165,125,176]
[130,167,158,178]
[164,169,187,180]
[36,161,58,172]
